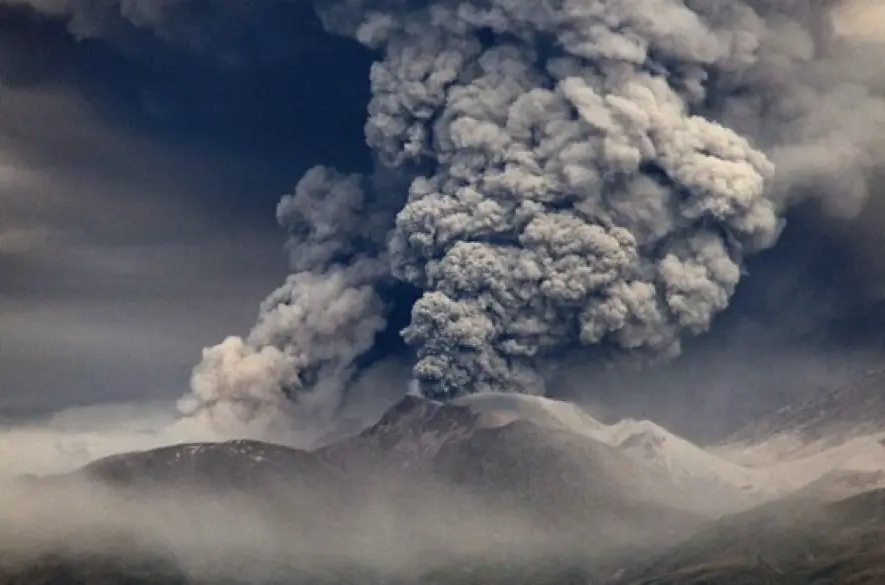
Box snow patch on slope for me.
[456,393,885,508]
[456,394,770,502]
[606,419,759,493]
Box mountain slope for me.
[9,392,885,585]
[456,393,771,510]
[0,395,713,585]
[723,368,885,456]
[706,369,885,497]
[317,395,709,550]
[81,439,343,488]
[614,487,885,585]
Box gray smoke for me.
[176,167,400,438]
[6,0,885,437]
[309,0,881,401]
[182,0,885,435]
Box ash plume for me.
[184,0,885,432]
[4,0,885,439]
[178,167,400,438]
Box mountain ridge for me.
[7,389,885,585]
[724,367,885,449]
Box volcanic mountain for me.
[0,394,719,585]
[707,370,885,492]
[612,486,885,585]
[6,390,885,585]
[77,395,712,545]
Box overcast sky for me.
[0,83,288,414]
[0,3,371,416]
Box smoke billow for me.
[175,165,418,440]
[5,0,885,439]
[180,0,885,436]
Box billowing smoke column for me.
[8,0,881,437]
[178,167,401,436]
[176,0,885,436]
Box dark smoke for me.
[4,0,885,440]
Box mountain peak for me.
[316,395,482,472]
[368,394,479,440]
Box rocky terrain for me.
[4,387,885,584]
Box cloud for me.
[172,0,885,444]
[0,3,372,416]
[0,401,191,477]
[3,0,885,448]
[834,0,885,39]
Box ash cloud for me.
[0,467,566,582]
[183,0,885,433]
[4,0,885,440]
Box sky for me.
[0,89,281,413]
[0,3,372,415]
[1,0,885,439]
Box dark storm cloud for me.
[0,0,375,414]
[0,87,291,410]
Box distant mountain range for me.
[724,367,885,450]
[4,374,885,584]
